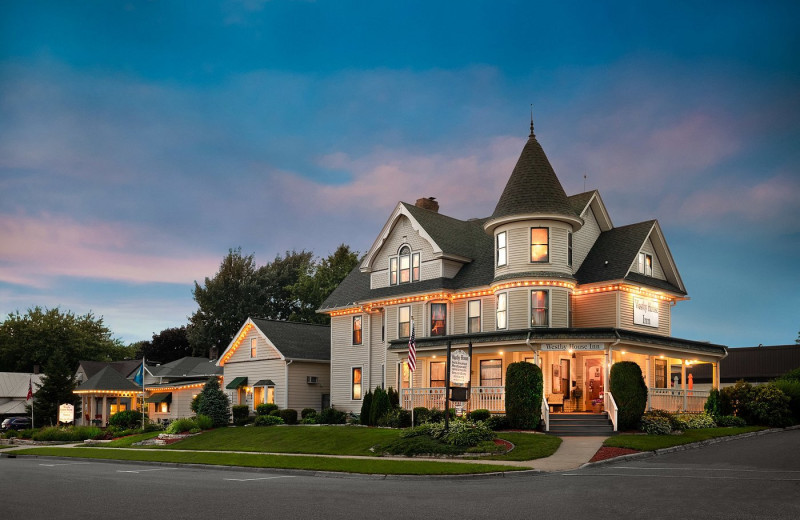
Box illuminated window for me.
[398,361,410,389]
[531,290,549,327]
[399,246,411,283]
[430,361,445,387]
[250,338,257,358]
[430,303,446,336]
[568,232,573,267]
[253,386,264,409]
[266,386,275,404]
[468,300,481,333]
[412,252,420,281]
[638,252,653,276]
[352,367,362,400]
[390,257,398,285]
[496,293,507,330]
[497,231,507,267]
[654,359,667,388]
[399,305,411,339]
[531,227,549,262]
[352,315,362,345]
[480,359,502,387]
[157,402,169,414]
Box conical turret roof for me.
[484,129,582,233]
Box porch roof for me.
[388,327,727,357]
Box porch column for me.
[681,362,687,412]
[102,395,108,426]
[646,355,652,411]
[712,362,719,390]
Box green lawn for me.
[487,432,562,461]
[603,426,765,451]
[13,447,521,475]
[161,426,402,455]
[97,432,161,447]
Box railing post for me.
[647,387,652,411]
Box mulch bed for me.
[589,446,640,462]
[493,438,514,453]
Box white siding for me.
[634,238,667,281]
[370,216,437,289]
[507,288,528,330]
[573,207,601,272]
[442,259,462,279]
[330,315,366,413]
[620,292,671,336]
[493,220,575,278]
[287,361,330,412]
[573,292,618,328]
[550,288,569,328]
[223,358,287,411]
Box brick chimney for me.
[415,197,439,213]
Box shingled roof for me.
[487,133,580,226]
[149,357,222,378]
[76,365,141,392]
[250,318,331,361]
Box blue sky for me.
[1,1,798,347]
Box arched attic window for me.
[390,245,420,285]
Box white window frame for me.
[352,315,363,345]
[352,366,363,401]
[568,232,573,267]
[398,305,411,339]
[638,252,653,276]
[530,289,549,328]
[390,246,420,285]
[250,338,257,358]
[530,227,549,263]
[430,302,447,337]
[467,299,481,333]
[496,292,507,330]
[496,231,507,267]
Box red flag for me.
[408,320,416,372]
[26,378,33,401]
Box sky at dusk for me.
[1,1,798,348]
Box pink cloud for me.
[0,214,220,288]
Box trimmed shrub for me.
[301,415,318,424]
[360,390,373,425]
[194,414,213,430]
[772,379,800,424]
[301,408,317,419]
[32,426,103,442]
[749,384,792,427]
[413,407,430,426]
[641,415,672,435]
[704,389,721,419]
[195,378,231,427]
[277,408,298,425]
[484,414,509,431]
[720,381,754,422]
[505,362,543,430]
[166,418,196,434]
[256,403,279,416]
[109,410,145,429]
[716,415,746,427]
[674,413,716,430]
[387,387,400,409]
[370,387,391,426]
[440,420,496,447]
[232,405,250,426]
[254,415,284,426]
[469,409,491,422]
[609,361,647,431]
[380,408,412,428]
[318,407,347,424]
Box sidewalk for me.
[2,435,606,472]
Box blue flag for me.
[133,361,144,386]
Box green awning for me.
[146,392,172,404]
[253,379,275,387]
[225,376,248,389]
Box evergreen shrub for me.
[609,361,647,431]
[195,378,231,427]
[166,418,196,434]
[469,409,491,422]
[484,414,509,431]
[232,405,250,425]
[318,407,347,424]
[277,408,298,425]
[301,408,317,419]
[704,389,721,419]
[194,414,213,430]
[360,390,373,425]
[387,387,400,409]
[109,410,145,429]
[380,408,412,428]
[254,415,284,426]
[720,381,754,422]
[412,407,430,426]
[370,387,391,426]
[505,361,543,430]
[256,403,279,416]
[749,384,792,427]
[772,379,800,424]
[716,415,746,427]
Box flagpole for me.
[28,377,34,429]
[141,357,145,430]
[408,318,415,427]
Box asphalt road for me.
[2,429,799,520]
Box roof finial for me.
[529,104,535,137]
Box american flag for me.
[26,378,33,401]
[408,320,417,372]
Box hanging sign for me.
[58,403,75,424]
[449,349,470,386]
[540,343,604,351]
[633,296,659,328]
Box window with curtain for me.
[390,257,398,285]
[352,367,362,400]
[430,303,446,336]
[655,359,667,388]
[399,246,411,283]
[496,293,507,330]
[531,290,549,327]
[352,315,362,345]
[480,359,502,387]
[468,300,481,333]
[412,252,420,281]
[530,227,549,262]
[399,306,411,338]
[430,361,445,387]
[568,232,573,267]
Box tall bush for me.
[387,387,400,409]
[720,380,754,422]
[370,387,391,426]
[256,403,279,416]
[505,361,543,430]
[772,379,800,424]
[109,410,145,429]
[360,390,373,425]
[609,361,647,431]
[195,378,230,427]
[704,388,721,419]
[749,384,792,427]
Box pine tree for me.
[195,377,230,428]
[28,349,81,427]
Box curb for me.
[579,425,800,469]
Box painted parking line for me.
[615,466,800,474]
[561,473,800,482]
[39,462,93,467]
[117,468,178,474]
[223,476,296,482]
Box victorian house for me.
[319,122,727,431]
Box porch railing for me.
[401,386,505,413]
[648,388,709,413]
[541,395,550,432]
[605,392,618,431]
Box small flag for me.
[408,320,417,373]
[133,360,144,386]
[26,378,33,401]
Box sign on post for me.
[58,403,75,424]
[449,349,470,402]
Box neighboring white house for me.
[144,357,222,424]
[0,372,42,418]
[218,318,331,413]
[319,122,728,427]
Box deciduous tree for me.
[289,244,359,324]
[134,326,192,364]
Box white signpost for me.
[58,403,75,424]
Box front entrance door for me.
[585,357,604,411]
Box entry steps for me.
[547,412,614,436]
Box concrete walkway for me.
[2,434,606,472]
